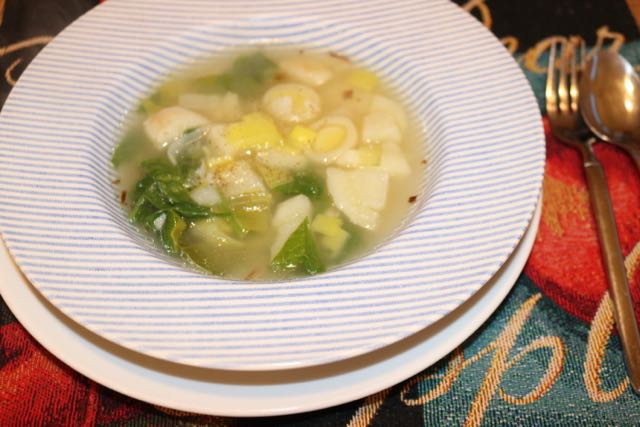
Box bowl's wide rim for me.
[0,0,545,371]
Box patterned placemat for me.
[2,1,640,425]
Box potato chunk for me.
[326,167,389,230]
[379,143,411,176]
[143,106,209,149]
[262,83,321,123]
[271,195,312,258]
[280,56,333,86]
[212,160,267,199]
[370,95,407,132]
[178,92,242,122]
[362,111,402,144]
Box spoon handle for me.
[582,148,640,395]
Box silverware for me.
[577,49,640,394]
[546,41,640,395]
[580,50,640,170]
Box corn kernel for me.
[254,161,292,189]
[207,155,234,169]
[313,125,346,153]
[358,144,382,166]
[287,125,317,150]
[321,229,349,254]
[311,214,343,236]
[312,213,349,255]
[225,112,283,150]
[347,69,379,91]
[153,79,189,104]
[140,98,160,114]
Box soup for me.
[112,50,423,280]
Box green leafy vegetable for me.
[144,79,187,108]
[225,212,250,238]
[112,133,142,168]
[142,209,166,232]
[138,98,161,115]
[233,52,278,79]
[130,193,156,224]
[181,218,249,276]
[271,219,325,276]
[226,192,272,233]
[194,52,278,98]
[160,210,187,255]
[137,158,207,215]
[183,127,199,136]
[174,135,209,172]
[274,174,323,199]
[128,157,229,259]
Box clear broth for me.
[113,48,425,280]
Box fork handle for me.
[583,152,640,394]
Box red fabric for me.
[524,117,640,323]
[0,323,145,426]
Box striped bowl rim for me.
[0,0,544,370]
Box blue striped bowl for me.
[0,0,544,370]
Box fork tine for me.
[558,42,570,113]
[546,42,557,114]
[569,40,579,112]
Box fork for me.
[547,40,640,394]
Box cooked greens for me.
[194,52,278,98]
[274,173,323,199]
[129,158,227,256]
[113,49,419,280]
[271,219,325,275]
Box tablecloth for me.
[2,1,640,425]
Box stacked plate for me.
[0,0,544,416]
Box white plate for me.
[0,0,544,370]
[0,198,540,417]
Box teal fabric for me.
[419,277,637,426]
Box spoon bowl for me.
[580,50,640,167]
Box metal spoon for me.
[580,50,640,169]
[580,50,640,395]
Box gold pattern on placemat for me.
[462,0,492,28]
[497,335,565,405]
[522,29,624,74]
[346,390,391,427]
[153,406,231,426]
[626,0,640,28]
[542,176,589,236]
[464,294,556,427]
[593,26,625,52]
[0,37,55,58]
[462,0,518,54]
[625,241,640,281]
[5,58,22,86]
[501,36,519,54]
[523,36,568,74]
[584,293,630,402]
[400,348,465,406]
[0,36,54,87]
[582,243,640,402]
[397,294,564,427]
